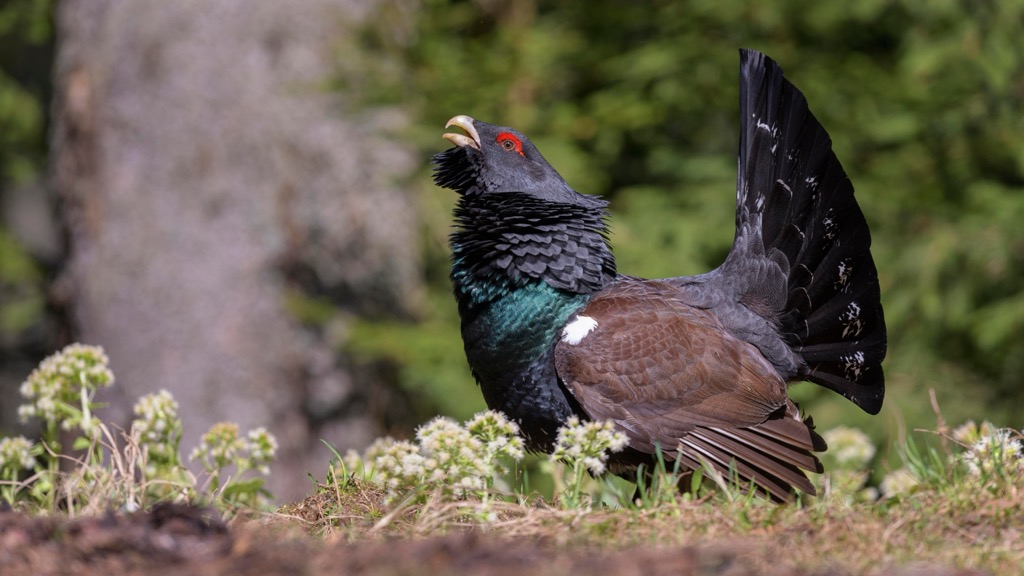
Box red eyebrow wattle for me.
[496,132,524,156]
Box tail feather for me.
[737,49,887,414]
[682,430,812,503]
[682,412,824,503]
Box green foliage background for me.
[0,0,50,349]
[2,1,1022,454]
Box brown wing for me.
[554,279,824,501]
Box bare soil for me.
[0,502,991,576]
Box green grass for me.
[287,459,1021,573]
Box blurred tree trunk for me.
[51,0,422,501]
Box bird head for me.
[433,115,599,207]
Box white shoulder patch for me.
[561,315,598,346]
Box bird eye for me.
[496,132,524,157]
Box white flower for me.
[246,427,278,467]
[583,456,605,475]
[190,422,246,469]
[880,468,918,497]
[962,427,1023,478]
[551,417,628,474]
[401,452,426,477]
[0,436,37,472]
[18,344,114,432]
[952,420,994,445]
[822,426,876,468]
[353,411,528,503]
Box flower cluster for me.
[17,344,114,433]
[953,421,1024,479]
[365,438,425,493]
[823,426,876,468]
[0,436,37,475]
[132,390,182,467]
[190,422,279,478]
[355,411,525,501]
[465,410,525,466]
[246,427,279,475]
[818,426,878,502]
[879,468,918,498]
[952,420,997,445]
[3,343,280,510]
[550,416,628,476]
[191,422,247,471]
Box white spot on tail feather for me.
[822,208,838,241]
[841,351,866,382]
[561,315,598,345]
[835,258,853,291]
[841,301,864,339]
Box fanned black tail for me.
[736,49,886,414]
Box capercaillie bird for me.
[432,49,886,502]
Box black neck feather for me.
[450,192,617,299]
